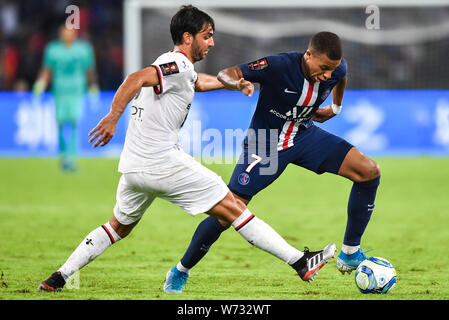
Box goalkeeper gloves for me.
[89,84,100,97]
[32,80,46,97]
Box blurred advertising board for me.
[1,90,449,158]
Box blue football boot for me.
[164,266,189,293]
[337,248,371,274]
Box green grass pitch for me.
[1,157,448,300]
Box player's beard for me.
[191,41,209,62]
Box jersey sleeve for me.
[150,61,180,95]
[334,57,348,81]
[151,55,193,95]
[43,43,55,70]
[238,55,280,84]
[84,42,95,71]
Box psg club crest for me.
[321,89,331,101]
[238,172,250,185]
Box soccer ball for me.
[354,257,397,294]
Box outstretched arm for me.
[88,66,159,147]
[217,66,255,97]
[312,77,347,123]
[195,73,224,92]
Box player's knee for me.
[109,216,137,238]
[224,193,246,216]
[368,161,381,180]
[210,192,246,223]
[359,160,380,182]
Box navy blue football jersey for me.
[238,52,347,151]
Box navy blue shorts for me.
[228,125,353,201]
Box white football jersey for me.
[118,51,197,173]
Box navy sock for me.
[180,216,229,269]
[344,176,380,246]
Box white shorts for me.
[114,148,229,225]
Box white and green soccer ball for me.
[354,257,397,294]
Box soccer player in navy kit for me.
[164,31,381,293]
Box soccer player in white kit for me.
[38,5,336,293]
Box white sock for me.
[176,261,190,275]
[58,222,121,281]
[341,244,360,255]
[232,209,303,265]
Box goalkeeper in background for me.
[33,24,99,172]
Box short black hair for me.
[170,5,215,45]
[309,31,342,60]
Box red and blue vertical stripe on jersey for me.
[277,80,320,151]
